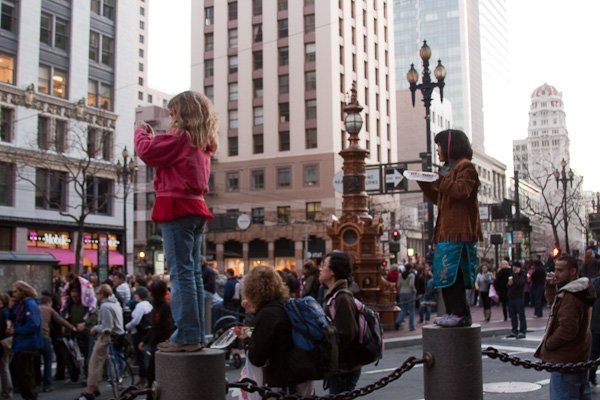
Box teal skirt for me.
[433,242,478,289]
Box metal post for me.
[423,325,483,399]
[494,243,499,270]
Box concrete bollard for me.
[155,349,226,400]
[422,324,483,400]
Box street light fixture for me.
[116,146,137,274]
[554,158,574,254]
[407,40,447,249]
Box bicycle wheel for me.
[107,355,121,399]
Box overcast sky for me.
[148,0,600,191]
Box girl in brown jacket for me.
[418,130,483,327]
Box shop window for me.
[36,169,67,211]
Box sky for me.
[148,0,600,191]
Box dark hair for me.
[115,272,126,281]
[226,268,235,276]
[512,261,522,268]
[401,263,414,280]
[325,251,353,280]
[434,129,473,161]
[150,280,168,304]
[558,255,578,270]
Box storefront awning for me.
[28,247,76,265]
[83,249,124,266]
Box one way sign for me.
[385,168,404,187]
[384,164,408,192]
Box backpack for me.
[283,296,339,380]
[328,289,384,366]
[137,311,153,338]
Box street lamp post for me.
[407,40,446,248]
[116,147,137,274]
[554,158,574,255]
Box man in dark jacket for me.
[495,260,511,321]
[506,261,527,339]
[534,255,596,399]
[530,260,547,318]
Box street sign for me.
[333,167,381,194]
[385,168,404,187]
[332,162,410,195]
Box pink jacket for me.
[134,128,212,200]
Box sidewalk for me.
[383,306,549,349]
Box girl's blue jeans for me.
[161,215,206,344]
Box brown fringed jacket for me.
[418,158,483,244]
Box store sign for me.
[28,230,71,249]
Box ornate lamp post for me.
[554,158,574,254]
[116,147,137,274]
[407,40,447,248]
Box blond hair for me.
[242,266,289,312]
[12,280,37,298]
[168,90,219,152]
[97,283,113,298]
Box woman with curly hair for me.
[241,266,313,396]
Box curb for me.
[383,325,547,350]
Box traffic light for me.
[392,230,400,242]
[381,260,388,269]
[552,247,561,257]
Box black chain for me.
[483,346,600,373]
[117,385,154,400]
[227,356,424,400]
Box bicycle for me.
[106,337,134,399]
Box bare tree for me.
[1,115,117,273]
[516,157,583,251]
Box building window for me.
[226,172,240,192]
[253,0,262,16]
[35,169,67,211]
[0,106,14,142]
[1,1,16,32]
[277,167,291,188]
[305,42,316,62]
[278,0,288,11]
[228,1,237,20]
[228,136,238,156]
[204,6,214,25]
[205,33,214,51]
[204,85,214,101]
[0,162,14,206]
[304,14,315,33]
[138,91,143,100]
[87,127,112,160]
[253,107,263,126]
[228,83,238,101]
[205,59,214,78]
[279,102,289,123]
[138,63,144,72]
[251,169,265,190]
[138,77,144,85]
[40,12,69,51]
[147,94,153,103]
[303,164,319,187]
[0,51,14,84]
[305,128,317,149]
[306,99,317,120]
[279,131,290,151]
[228,109,238,129]
[228,56,238,74]
[279,74,289,94]
[253,133,263,154]
[253,24,262,43]
[305,71,316,91]
[253,50,263,70]
[140,6,145,16]
[87,80,113,110]
[38,116,67,153]
[91,0,116,20]
[277,206,291,223]
[278,19,288,38]
[86,176,112,215]
[278,46,289,66]
[252,207,264,224]
[39,65,68,99]
[139,48,144,58]
[89,31,114,67]
[228,28,238,48]
[306,201,321,221]
[253,78,263,98]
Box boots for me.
[484,308,491,322]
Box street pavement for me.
[26,305,578,400]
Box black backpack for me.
[137,311,153,338]
[328,289,384,366]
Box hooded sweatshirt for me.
[94,295,125,336]
[534,277,596,364]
